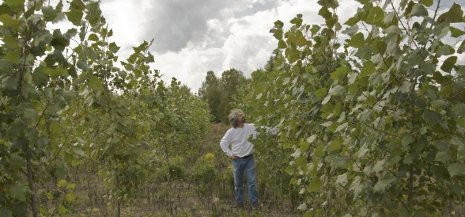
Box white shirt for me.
[220,123,257,157]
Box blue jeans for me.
[232,155,258,205]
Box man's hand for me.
[229,155,238,160]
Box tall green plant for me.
[247,0,465,216]
[0,0,88,215]
[0,1,211,216]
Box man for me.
[220,109,259,209]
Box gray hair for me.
[228,109,244,128]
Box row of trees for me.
[198,69,249,123]
[0,1,210,216]
[241,0,465,216]
[3,0,464,216]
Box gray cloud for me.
[136,0,278,53]
[100,0,463,92]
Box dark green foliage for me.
[245,1,465,216]
[0,1,210,216]
[199,71,222,122]
[199,68,249,123]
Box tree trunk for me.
[26,154,39,217]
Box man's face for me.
[238,113,245,124]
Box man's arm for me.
[220,131,234,157]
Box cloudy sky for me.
[97,0,361,92]
[96,0,462,92]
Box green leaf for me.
[342,25,359,36]
[317,0,338,8]
[457,141,465,160]
[88,33,99,41]
[328,85,345,96]
[278,40,287,49]
[383,12,397,25]
[86,2,102,27]
[43,66,68,77]
[310,25,320,35]
[350,176,364,198]
[419,0,433,7]
[57,179,67,188]
[336,173,348,186]
[435,151,451,163]
[33,67,49,87]
[345,16,359,26]
[365,6,384,25]
[76,60,89,70]
[9,183,28,202]
[295,30,307,47]
[437,3,464,23]
[86,47,98,60]
[440,56,457,72]
[423,110,442,125]
[373,159,385,173]
[314,144,325,158]
[373,177,395,192]
[450,26,465,37]
[318,7,332,20]
[65,192,76,202]
[23,108,37,122]
[9,153,26,171]
[51,29,69,51]
[274,20,284,29]
[335,122,348,132]
[88,76,104,91]
[66,8,83,25]
[300,140,310,153]
[66,182,76,190]
[145,52,155,63]
[58,205,67,215]
[295,156,307,169]
[448,163,465,177]
[347,32,364,48]
[434,23,450,39]
[70,0,85,10]
[308,178,322,192]
[42,6,58,21]
[331,66,349,81]
[0,59,13,72]
[0,14,20,29]
[402,134,415,146]
[361,61,375,76]
[307,135,317,144]
[315,88,328,100]
[73,148,88,158]
[285,47,300,64]
[433,71,448,84]
[49,121,63,137]
[4,0,25,8]
[4,50,21,63]
[355,0,369,4]
[290,14,303,27]
[458,41,465,54]
[437,44,455,56]
[297,203,307,210]
[451,103,465,117]
[328,137,343,153]
[409,4,428,17]
[109,42,120,53]
[328,155,348,168]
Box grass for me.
[60,123,300,217]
